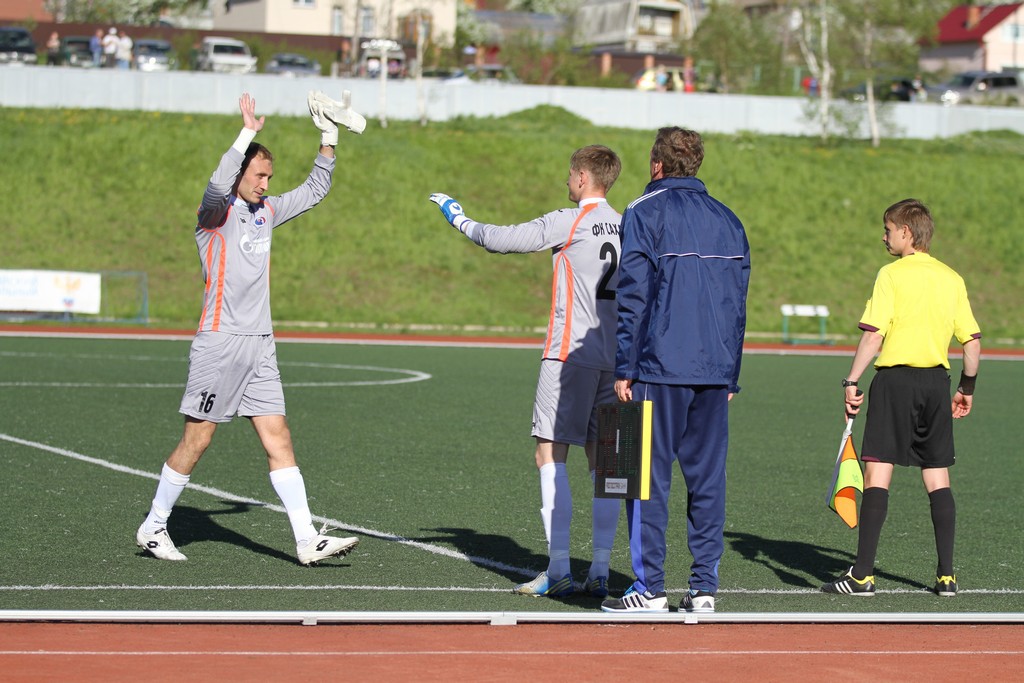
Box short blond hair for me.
[570,145,622,192]
[884,198,933,252]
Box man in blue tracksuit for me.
[601,127,750,614]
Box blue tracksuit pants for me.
[626,383,729,594]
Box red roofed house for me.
[919,3,1024,74]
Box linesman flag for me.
[826,415,864,528]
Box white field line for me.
[3,327,1021,358]
[0,329,544,349]
[2,649,1022,656]
[0,433,534,580]
[0,351,432,388]
[1,584,1022,595]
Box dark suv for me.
[0,26,37,65]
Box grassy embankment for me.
[3,105,1022,343]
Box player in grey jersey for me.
[136,92,362,565]
[429,145,624,598]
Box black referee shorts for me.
[861,366,955,468]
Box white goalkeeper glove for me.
[429,193,471,233]
[310,89,366,135]
[307,91,338,147]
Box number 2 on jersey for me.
[597,241,618,300]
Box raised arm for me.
[239,92,265,133]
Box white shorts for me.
[179,332,285,423]
[531,359,615,446]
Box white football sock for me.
[539,462,556,547]
[269,466,317,544]
[142,463,190,533]
[589,469,620,580]
[545,462,572,578]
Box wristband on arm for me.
[957,372,976,396]
[231,127,258,155]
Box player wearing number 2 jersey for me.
[429,145,624,599]
[136,91,361,566]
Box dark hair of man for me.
[570,145,622,192]
[651,127,704,177]
[884,198,934,252]
[241,142,274,176]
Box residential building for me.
[213,0,458,46]
[0,0,51,22]
[574,0,703,53]
[919,2,1024,74]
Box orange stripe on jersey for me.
[543,204,595,361]
[197,229,227,332]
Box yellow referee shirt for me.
[859,252,981,369]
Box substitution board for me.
[594,400,652,499]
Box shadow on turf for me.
[725,530,930,591]
[416,526,634,599]
[136,502,351,567]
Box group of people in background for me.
[43,27,133,68]
[93,27,133,68]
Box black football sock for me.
[853,487,888,579]
[929,487,956,577]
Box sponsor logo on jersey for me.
[239,232,271,255]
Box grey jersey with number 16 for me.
[464,198,621,370]
[193,146,334,335]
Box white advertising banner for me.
[0,270,102,314]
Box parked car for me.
[133,39,175,72]
[0,26,37,66]
[265,52,320,77]
[357,41,406,78]
[194,36,257,74]
[445,64,519,84]
[840,77,925,103]
[420,66,460,79]
[927,70,1024,106]
[59,35,94,68]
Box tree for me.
[687,0,782,94]
[792,0,957,144]
[831,0,952,147]
[45,0,206,25]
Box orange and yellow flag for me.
[827,417,864,528]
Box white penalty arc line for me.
[0,352,431,388]
[0,433,533,580]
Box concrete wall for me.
[3,65,1024,139]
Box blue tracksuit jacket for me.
[615,176,750,393]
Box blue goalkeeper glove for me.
[429,193,471,233]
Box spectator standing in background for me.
[116,29,133,69]
[46,31,61,66]
[102,27,118,68]
[90,28,103,67]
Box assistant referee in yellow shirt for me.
[822,198,981,599]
